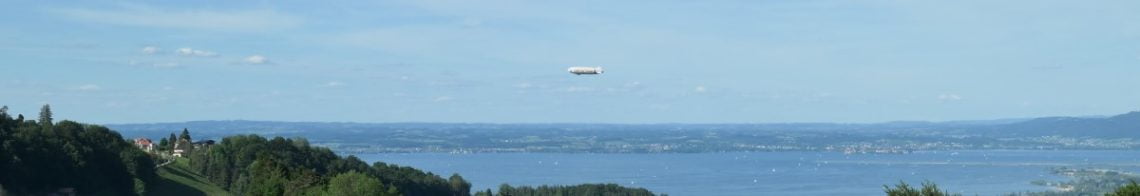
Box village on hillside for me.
[131,128,214,165]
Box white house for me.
[133,138,155,153]
[172,139,190,157]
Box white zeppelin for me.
[567,66,604,75]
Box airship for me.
[568,66,604,75]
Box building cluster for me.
[132,129,214,158]
[133,138,155,152]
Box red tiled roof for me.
[134,138,153,145]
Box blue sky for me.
[3,1,1140,124]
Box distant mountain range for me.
[990,111,1140,137]
[102,111,1140,153]
[107,111,1140,139]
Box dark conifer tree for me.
[180,128,191,142]
[38,104,51,127]
[168,133,178,148]
[158,138,169,151]
[449,174,472,196]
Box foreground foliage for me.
[326,171,398,196]
[903,178,1140,196]
[884,181,960,196]
[1107,181,1140,196]
[149,157,232,196]
[0,105,659,196]
[0,105,157,195]
[188,134,469,196]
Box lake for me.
[355,150,1140,196]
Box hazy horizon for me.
[9,109,1118,125]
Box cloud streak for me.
[140,46,159,54]
[938,94,963,101]
[243,55,268,64]
[47,5,301,32]
[176,48,217,57]
[433,96,453,102]
[322,81,345,87]
[76,84,101,91]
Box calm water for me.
[355,150,1140,196]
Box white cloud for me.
[47,5,301,32]
[129,60,181,68]
[694,86,707,92]
[141,46,159,54]
[323,81,345,87]
[77,84,101,91]
[938,94,963,101]
[243,55,268,64]
[434,96,454,102]
[152,62,180,68]
[564,86,594,92]
[624,81,642,88]
[513,83,534,89]
[176,48,217,57]
[513,82,555,90]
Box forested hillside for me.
[0,105,659,196]
[188,134,470,196]
[988,111,1140,137]
[0,105,157,195]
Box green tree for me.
[168,133,178,148]
[0,106,157,195]
[327,171,393,196]
[474,189,493,196]
[188,134,477,196]
[498,184,513,196]
[179,128,192,142]
[449,173,472,196]
[884,181,959,196]
[158,138,169,151]
[1108,180,1140,196]
[245,157,287,196]
[38,104,51,127]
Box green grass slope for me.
[148,157,232,196]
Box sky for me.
[3,0,1140,124]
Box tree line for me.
[157,128,193,152]
[187,134,472,196]
[0,105,158,195]
[884,180,1140,196]
[0,105,664,195]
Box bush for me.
[883,181,960,196]
[1108,180,1140,196]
